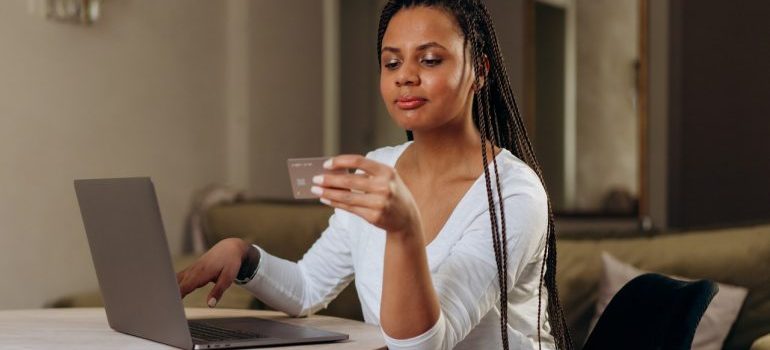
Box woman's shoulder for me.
[493,149,548,206]
[472,149,549,248]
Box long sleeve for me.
[240,208,356,317]
[382,167,550,350]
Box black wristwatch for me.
[235,244,261,285]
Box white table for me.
[0,308,387,349]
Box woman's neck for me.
[402,116,498,182]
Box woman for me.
[177,1,572,349]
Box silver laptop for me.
[74,177,349,349]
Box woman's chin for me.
[393,109,426,125]
[393,119,421,132]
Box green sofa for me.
[53,200,770,349]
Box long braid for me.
[475,3,573,349]
[480,85,511,348]
[472,33,509,348]
[483,7,571,347]
[470,30,510,343]
[377,1,573,349]
[478,95,508,349]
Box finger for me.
[316,186,386,209]
[313,173,377,193]
[323,198,382,224]
[325,155,389,176]
[179,268,213,298]
[179,279,197,299]
[179,275,204,298]
[207,267,237,308]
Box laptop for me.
[74,177,349,349]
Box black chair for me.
[582,273,719,350]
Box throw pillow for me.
[592,252,748,350]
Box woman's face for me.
[380,6,476,133]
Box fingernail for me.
[312,175,323,185]
[323,158,333,169]
[208,297,217,308]
[320,198,331,205]
[310,186,323,196]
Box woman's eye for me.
[422,58,442,67]
[384,60,400,70]
[382,57,401,70]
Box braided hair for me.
[377,1,573,349]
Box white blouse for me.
[242,141,555,350]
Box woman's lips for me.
[395,97,427,110]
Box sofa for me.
[52,200,770,349]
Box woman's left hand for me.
[311,155,421,236]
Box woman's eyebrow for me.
[416,42,447,51]
[381,41,448,54]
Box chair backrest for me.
[583,273,719,350]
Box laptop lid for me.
[75,177,349,349]
[75,177,194,350]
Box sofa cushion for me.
[204,201,333,261]
[752,333,770,350]
[557,224,770,350]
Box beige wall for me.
[247,0,325,198]
[575,0,639,210]
[647,0,669,229]
[0,0,332,310]
[0,1,229,309]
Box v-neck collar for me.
[388,141,508,251]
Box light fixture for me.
[29,0,102,25]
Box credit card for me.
[287,157,346,199]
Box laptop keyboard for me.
[189,320,268,342]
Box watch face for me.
[235,245,260,284]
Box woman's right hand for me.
[176,237,250,308]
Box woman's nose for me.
[395,64,420,87]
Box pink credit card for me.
[287,157,347,199]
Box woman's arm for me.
[177,209,356,317]
[381,227,441,339]
[242,209,356,316]
[382,187,548,350]
[314,154,441,338]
